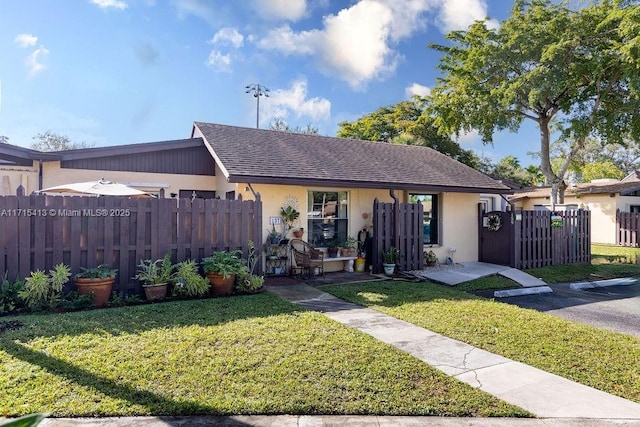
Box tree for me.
[31,131,93,151]
[0,135,8,144]
[428,0,640,207]
[491,156,534,187]
[337,100,480,168]
[268,118,319,135]
[582,160,625,182]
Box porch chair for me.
[290,238,324,278]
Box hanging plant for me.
[487,213,503,232]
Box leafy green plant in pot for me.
[381,246,396,276]
[326,239,340,258]
[74,264,118,307]
[202,249,245,296]
[133,253,174,301]
[280,205,300,239]
[341,236,358,257]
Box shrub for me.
[0,273,25,315]
[19,264,71,310]
[172,260,209,297]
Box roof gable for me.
[193,122,509,193]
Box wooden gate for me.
[479,209,513,266]
[479,206,590,269]
[372,198,423,273]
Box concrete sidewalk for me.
[417,262,553,297]
[267,284,640,420]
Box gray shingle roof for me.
[194,122,510,193]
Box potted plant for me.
[202,249,245,296]
[280,205,300,238]
[326,239,340,258]
[74,264,118,307]
[292,227,304,238]
[133,253,173,301]
[341,236,358,257]
[424,250,438,267]
[381,247,396,276]
[266,224,280,244]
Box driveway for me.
[479,281,640,338]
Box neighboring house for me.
[509,174,640,244]
[0,138,217,198]
[0,122,511,266]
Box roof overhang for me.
[59,138,204,160]
[227,174,512,194]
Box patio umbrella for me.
[38,179,154,198]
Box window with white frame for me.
[307,191,348,247]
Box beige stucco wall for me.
[0,162,39,195]
[42,161,217,196]
[242,183,482,268]
[512,193,624,245]
[438,192,481,264]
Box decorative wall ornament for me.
[487,213,503,232]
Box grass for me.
[323,281,640,404]
[0,293,528,418]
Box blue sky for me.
[0,0,541,167]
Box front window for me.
[410,194,439,245]
[308,191,348,247]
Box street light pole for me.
[245,83,270,129]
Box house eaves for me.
[58,138,204,160]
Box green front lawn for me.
[323,281,640,404]
[0,294,528,418]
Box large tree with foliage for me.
[31,131,93,152]
[268,118,319,135]
[428,0,640,207]
[337,100,482,168]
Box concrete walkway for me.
[267,284,640,420]
[417,262,553,297]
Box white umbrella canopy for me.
[39,179,154,198]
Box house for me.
[0,138,217,198]
[509,175,640,244]
[190,122,510,266]
[0,122,511,268]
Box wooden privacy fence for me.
[0,193,262,294]
[513,209,590,269]
[372,198,423,273]
[616,209,640,247]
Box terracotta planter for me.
[206,272,235,296]
[74,276,116,307]
[293,230,304,238]
[143,283,168,301]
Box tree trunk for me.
[538,117,562,207]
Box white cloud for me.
[171,0,216,24]
[205,50,232,72]
[261,78,331,126]
[210,27,244,48]
[437,0,498,32]
[90,0,128,10]
[253,0,307,21]
[257,0,497,89]
[14,34,38,48]
[26,46,49,76]
[405,83,431,99]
